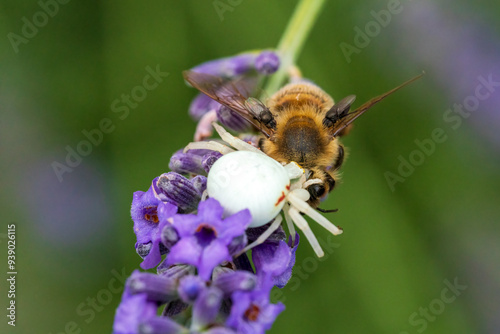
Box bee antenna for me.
[316,207,339,213]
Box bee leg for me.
[332,144,345,171]
[305,168,338,207]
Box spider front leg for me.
[212,123,265,155]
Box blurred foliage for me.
[1,0,499,333]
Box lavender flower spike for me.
[166,198,252,281]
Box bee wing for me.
[183,70,274,138]
[332,73,424,137]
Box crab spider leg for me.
[195,109,217,141]
[283,203,296,244]
[184,141,235,155]
[212,123,265,155]
[289,206,324,257]
[283,162,304,180]
[236,215,283,257]
[288,191,343,236]
[201,190,208,201]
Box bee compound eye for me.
[308,184,325,199]
[322,117,334,128]
[260,111,272,123]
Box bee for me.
[183,70,422,209]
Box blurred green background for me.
[1,0,499,333]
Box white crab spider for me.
[184,123,343,257]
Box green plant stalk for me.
[263,0,326,95]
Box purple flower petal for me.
[216,105,252,132]
[178,275,206,303]
[169,150,205,175]
[198,240,231,280]
[138,316,184,334]
[213,270,257,295]
[226,276,285,334]
[218,209,252,243]
[167,237,203,268]
[113,271,158,334]
[139,202,177,270]
[192,287,223,330]
[255,51,280,75]
[252,240,291,278]
[189,93,220,121]
[127,271,178,303]
[168,199,251,281]
[273,233,299,288]
[131,187,162,244]
[190,53,257,78]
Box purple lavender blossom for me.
[166,198,252,281]
[201,151,223,173]
[251,234,299,288]
[255,51,280,75]
[192,287,224,331]
[169,150,206,175]
[153,173,201,213]
[216,105,252,132]
[112,271,160,334]
[116,50,297,334]
[189,93,221,121]
[226,275,285,334]
[213,270,257,295]
[191,175,208,195]
[131,185,178,269]
[178,274,206,303]
[190,52,257,78]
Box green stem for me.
[263,0,326,95]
